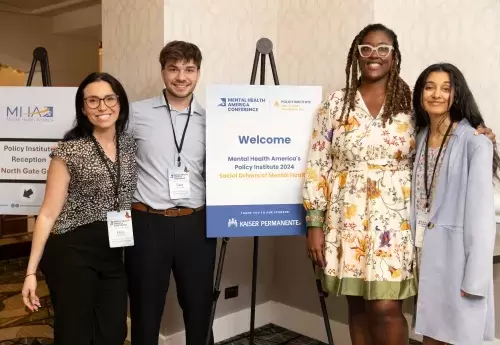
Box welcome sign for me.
[0,87,77,215]
[205,84,322,237]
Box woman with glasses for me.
[21,72,137,345]
[303,24,495,345]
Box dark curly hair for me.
[339,23,412,126]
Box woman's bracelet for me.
[25,273,36,278]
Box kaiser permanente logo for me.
[227,217,302,227]
[274,99,311,112]
[218,97,266,112]
[6,106,54,122]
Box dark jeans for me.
[41,221,128,345]
[125,208,217,345]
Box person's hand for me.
[475,125,496,145]
[22,275,40,312]
[307,227,326,268]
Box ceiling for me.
[0,0,99,16]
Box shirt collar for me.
[152,89,204,116]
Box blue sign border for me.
[207,203,306,237]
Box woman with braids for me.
[303,23,496,345]
[410,63,497,345]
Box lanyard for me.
[90,135,121,211]
[163,91,193,167]
[423,122,453,212]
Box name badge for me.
[415,211,428,248]
[107,210,134,248]
[168,166,191,200]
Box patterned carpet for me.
[0,257,53,345]
[216,323,423,345]
[216,324,327,345]
[0,257,131,345]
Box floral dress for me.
[415,143,448,278]
[303,90,418,300]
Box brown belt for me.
[131,202,205,217]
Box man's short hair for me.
[159,41,202,69]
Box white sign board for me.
[205,84,322,237]
[0,87,77,215]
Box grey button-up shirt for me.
[126,91,206,209]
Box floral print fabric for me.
[303,90,418,300]
[415,144,447,272]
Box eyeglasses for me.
[84,95,119,109]
[358,44,394,58]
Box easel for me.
[26,47,52,87]
[205,38,334,345]
[26,46,51,226]
[0,47,51,251]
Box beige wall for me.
[275,0,374,98]
[0,11,99,87]
[163,0,280,107]
[273,0,500,339]
[161,0,280,332]
[374,0,500,136]
[102,0,278,336]
[103,0,371,336]
[102,0,165,101]
[103,0,500,340]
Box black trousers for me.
[125,207,217,345]
[40,221,128,345]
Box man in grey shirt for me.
[125,40,216,345]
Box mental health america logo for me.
[6,105,54,122]
[217,97,266,112]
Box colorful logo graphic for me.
[6,106,54,122]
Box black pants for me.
[40,221,127,345]
[125,207,217,345]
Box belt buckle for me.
[164,207,194,217]
[164,207,182,217]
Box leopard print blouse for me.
[49,132,137,234]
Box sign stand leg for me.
[206,237,230,345]
[249,236,259,344]
[314,263,335,344]
[205,38,334,345]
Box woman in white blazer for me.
[410,62,499,345]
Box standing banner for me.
[206,84,322,237]
[0,87,77,215]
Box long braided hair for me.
[339,24,412,126]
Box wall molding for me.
[126,301,500,345]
